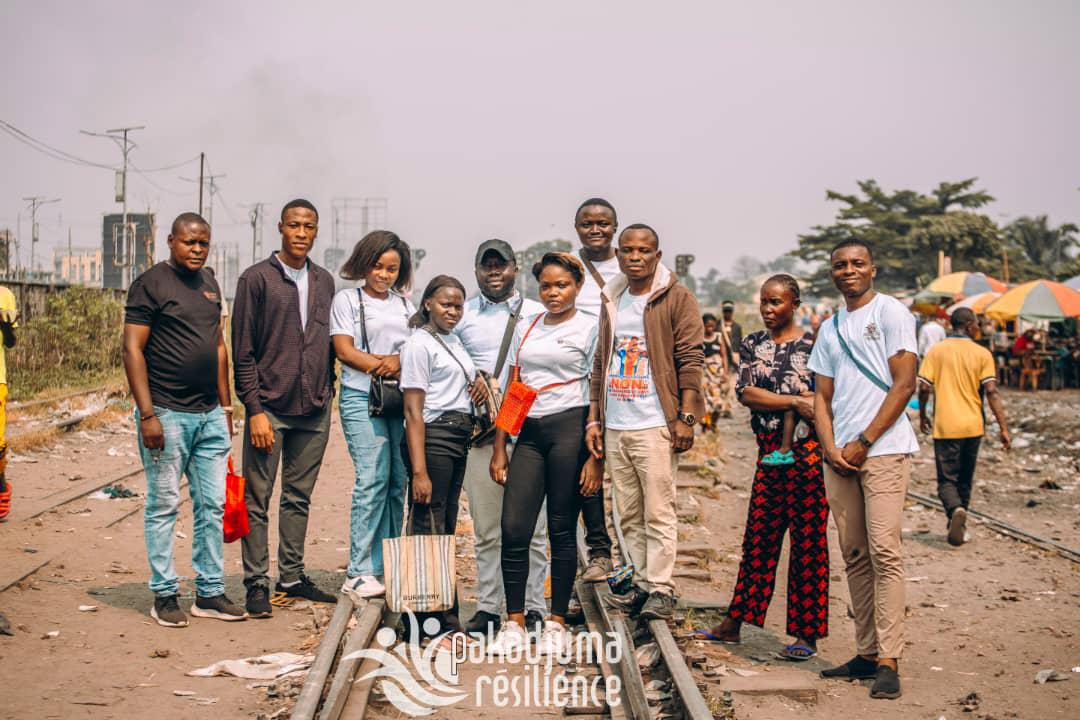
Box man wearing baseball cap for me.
[453,239,549,637]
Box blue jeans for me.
[340,387,408,577]
[136,405,230,598]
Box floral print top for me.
[735,330,815,436]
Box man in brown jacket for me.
[585,223,704,620]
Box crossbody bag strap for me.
[833,313,891,392]
[492,298,524,380]
[515,312,587,393]
[427,328,473,387]
[356,287,370,352]
[578,249,607,289]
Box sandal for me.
[760,450,795,467]
[691,628,740,644]
[780,643,817,661]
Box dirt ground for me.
[1,389,1078,719]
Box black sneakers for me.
[820,655,879,680]
[276,574,338,604]
[604,586,649,615]
[246,585,273,619]
[639,591,676,621]
[151,594,188,628]
[465,610,502,637]
[870,665,902,699]
[524,610,545,637]
[191,594,247,621]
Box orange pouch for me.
[495,380,539,436]
[223,457,250,543]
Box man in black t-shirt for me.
[123,212,245,628]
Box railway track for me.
[906,489,1080,563]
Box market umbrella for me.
[1065,275,1080,291]
[912,271,1008,313]
[950,291,1001,314]
[984,280,1080,321]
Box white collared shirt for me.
[454,291,544,384]
[274,254,309,330]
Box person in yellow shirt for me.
[917,307,1011,547]
[0,285,18,521]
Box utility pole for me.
[22,196,60,278]
[81,125,144,288]
[248,203,265,266]
[181,172,225,227]
[198,152,205,215]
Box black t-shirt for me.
[125,262,223,412]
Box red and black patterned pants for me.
[727,430,829,639]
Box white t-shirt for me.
[330,288,416,392]
[604,291,667,431]
[576,254,622,317]
[454,292,545,385]
[400,330,477,423]
[807,293,920,458]
[274,254,309,330]
[511,310,598,418]
[918,321,946,357]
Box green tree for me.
[1003,215,1079,280]
[793,178,1005,294]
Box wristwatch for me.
[857,433,874,449]
[677,411,697,427]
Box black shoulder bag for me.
[469,299,523,446]
[358,288,406,418]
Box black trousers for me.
[581,486,613,560]
[502,406,590,617]
[404,412,472,635]
[934,436,982,518]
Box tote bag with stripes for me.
[381,510,456,613]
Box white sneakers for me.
[537,620,570,656]
[486,620,529,656]
[341,575,385,599]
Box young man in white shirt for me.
[917,314,946,358]
[572,198,620,583]
[585,224,704,621]
[807,240,918,700]
[453,239,549,637]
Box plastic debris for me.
[42,630,60,639]
[1035,668,1070,684]
[187,652,314,680]
[173,690,196,696]
[635,642,661,668]
[78,605,98,612]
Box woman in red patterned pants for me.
[695,274,828,661]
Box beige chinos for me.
[823,453,910,659]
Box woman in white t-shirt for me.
[330,231,415,601]
[487,252,602,657]
[400,275,488,644]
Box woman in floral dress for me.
[694,274,828,661]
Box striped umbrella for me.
[1065,275,1080,291]
[912,271,1008,312]
[950,291,1001,314]
[985,280,1080,321]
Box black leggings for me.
[501,406,589,617]
[404,412,471,635]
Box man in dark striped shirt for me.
[232,198,338,617]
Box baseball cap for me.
[475,239,516,266]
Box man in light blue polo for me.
[454,239,548,637]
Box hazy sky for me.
[2,0,1077,290]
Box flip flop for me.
[691,629,740,644]
[780,643,817,661]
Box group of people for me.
[120,194,1012,700]
[121,197,705,658]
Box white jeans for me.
[463,443,549,615]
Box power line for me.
[0,119,115,169]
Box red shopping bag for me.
[223,457,250,543]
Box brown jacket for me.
[589,262,705,432]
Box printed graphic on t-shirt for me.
[608,335,653,402]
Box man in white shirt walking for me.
[808,239,918,700]
[917,313,946,359]
[454,239,549,637]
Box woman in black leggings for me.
[488,252,602,656]
[400,275,488,647]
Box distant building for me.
[207,241,241,300]
[102,213,155,290]
[53,247,104,287]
